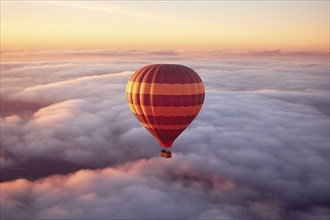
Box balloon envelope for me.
[126,64,205,149]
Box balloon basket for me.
[160,151,172,158]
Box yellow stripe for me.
[141,123,188,129]
[128,104,202,116]
[126,81,204,95]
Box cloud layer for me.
[1,50,329,219]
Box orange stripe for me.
[128,104,203,116]
[127,92,159,138]
[126,81,204,95]
[141,123,189,130]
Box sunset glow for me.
[1,1,329,51]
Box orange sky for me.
[1,1,329,51]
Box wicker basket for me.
[160,151,172,158]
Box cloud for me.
[1,67,158,177]
[1,49,183,63]
[1,149,329,219]
[147,50,180,56]
[1,92,156,172]
[204,49,329,58]
[1,50,329,219]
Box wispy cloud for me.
[39,1,178,21]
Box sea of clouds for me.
[1,49,329,219]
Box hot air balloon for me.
[126,64,205,158]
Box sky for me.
[1,1,330,220]
[1,1,329,51]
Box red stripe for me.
[134,114,197,125]
[159,140,173,148]
[153,128,185,139]
[127,93,205,106]
[129,64,202,84]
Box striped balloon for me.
[126,64,205,157]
